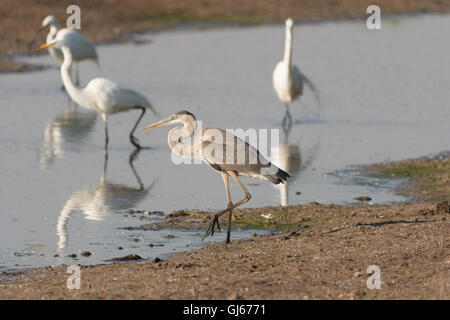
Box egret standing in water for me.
[144,110,289,243]
[34,36,156,150]
[273,18,319,127]
[40,15,99,86]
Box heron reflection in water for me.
[56,150,153,250]
[271,114,320,206]
[40,108,97,168]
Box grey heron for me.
[144,110,290,243]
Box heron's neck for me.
[60,47,89,108]
[168,120,197,159]
[283,27,292,66]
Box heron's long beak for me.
[144,116,174,130]
[33,42,55,53]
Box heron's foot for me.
[202,216,221,241]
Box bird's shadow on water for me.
[56,149,155,252]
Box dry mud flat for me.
[1,156,449,299]
[0,201,448,300]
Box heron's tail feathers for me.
[264,164,290,185]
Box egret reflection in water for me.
[56,150,153,250]
[271,112,320,206]
[40,108,97,168]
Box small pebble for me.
[80,251,91,257]
[354,196,372,201]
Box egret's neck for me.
[283,27,293,66]
[167,119,197,159]
[46,25,59,44]
[60,47,89,108]
[49,24,59,36]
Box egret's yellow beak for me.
[33,42,55,53]
[144,115,175,130]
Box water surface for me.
[1,14,449,271]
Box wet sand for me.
[2,0,450,72]
[0,156,448,300]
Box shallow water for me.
[1,14,449,272]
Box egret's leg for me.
[73,61,80,86]
[282,103,292,130]
[103,150,109,176]
[130,107,148,149]
[203,171,251,242]
[129,149,144,190]
[103,116,109,150]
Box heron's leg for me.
[202,171,251,242]
[228,171,251,209]
[203,173,228,239]
[130,107,148,149]
[223,174,234,244]
[103,115,109,150]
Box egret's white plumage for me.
[273,18,303,105]
[273,18,321,124]
[34,35,157,149]
[144,111,289,243]
[41,15,98,85]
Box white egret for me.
[34,36,157,150]
[40,15,99,85]
[144,110,289,243]
[273,18,320,126]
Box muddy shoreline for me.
[0,154,448,299]
[2,0,450,72]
